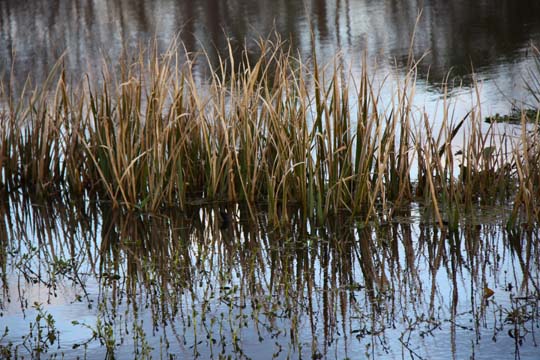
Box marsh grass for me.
[0,38,539,226]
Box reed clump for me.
[0,38,538,225]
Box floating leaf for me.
[483,286,495,299]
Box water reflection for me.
[1,198,539,359]
[2,0,540,92]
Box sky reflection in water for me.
[1,202,539,359]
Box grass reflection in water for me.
[0,199,538,359]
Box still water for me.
[1,201,539,359]
[2,0,540,114]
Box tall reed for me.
[0,37,537,226]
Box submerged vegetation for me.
[0,38,539,227]
[485,107,539,125]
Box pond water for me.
[1,1,540,359]
[1,200,539,359]
[2,0,540,115]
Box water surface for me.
[2,0,540,114]
[1,200,539,359]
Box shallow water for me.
[1,200,539,359]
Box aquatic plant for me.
[0,38,538,226]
